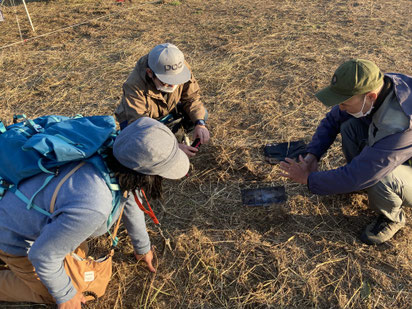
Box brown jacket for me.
[115,54,206,126]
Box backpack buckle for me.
[0,178,10,188]
[0,179,11,199]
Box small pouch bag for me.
[63,246,114,301]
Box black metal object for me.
[264,140,307,164]
[241,186,287,206]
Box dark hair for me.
[104,148,163,200]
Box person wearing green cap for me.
[280,59,412,245]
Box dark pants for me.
[340,118,412,223]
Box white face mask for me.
[348,95,374,118]
[156,84,177,93]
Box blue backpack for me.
[0,114,122,240]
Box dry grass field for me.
[0,0,411,308]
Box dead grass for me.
[0,0,411,308]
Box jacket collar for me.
[386,73,412,116]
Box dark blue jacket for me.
[307,73,412,195]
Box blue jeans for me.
[341,118,412,223]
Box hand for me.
[304,153,318,173]
[279,155,311,185]
[135,249,156,273]
[178,143,198,158]
[58,291,86,309]
[193,125,210,144]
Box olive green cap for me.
[315,59,384,107]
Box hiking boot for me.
[360,215,405,245]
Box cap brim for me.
[315,86,353,107]
[155,65,191,85]
[157,147,190,179]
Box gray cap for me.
[113,117,189,179]
[148,43,191,85]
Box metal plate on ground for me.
[241,186,287,206]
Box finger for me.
[278,164,289,172]
[279,171,291,178]
[188,146,199,153]
[298,155,308,166]
[185,149,197,158]
[279,161,290,169]
[284,157,296,164]
[193,128,202,139]
[145,258,156,273]
[202,129,210,144]
[181,145,198,157]
[145,250,157,273]
[198,131,205,144]
[193,131,199,140]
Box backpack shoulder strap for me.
[49,161,86,213]
[0,120,6,134]
[49,160,125,248]
[111,192,126,243]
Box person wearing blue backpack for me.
[0,117,189,308]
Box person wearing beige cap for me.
[115,43,210,158]
[0,117,189,308]
[280,59,412,245]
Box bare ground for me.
[0,0,411,308]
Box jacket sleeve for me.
[122,192,151,255]
[308,129,412,195]
[27,165,114,305]
[115,81,149,126]
[306,105,351,160]
[28,208,108,304]
[180,73,206,122]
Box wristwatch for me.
[195,119,206,126]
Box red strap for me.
[133,189,159,225]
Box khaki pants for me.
[0,249,55,303]
[0,242,88,304]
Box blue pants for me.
[341,118,412,223]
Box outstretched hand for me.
[135,248,156,273]
[279,155,312,185]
